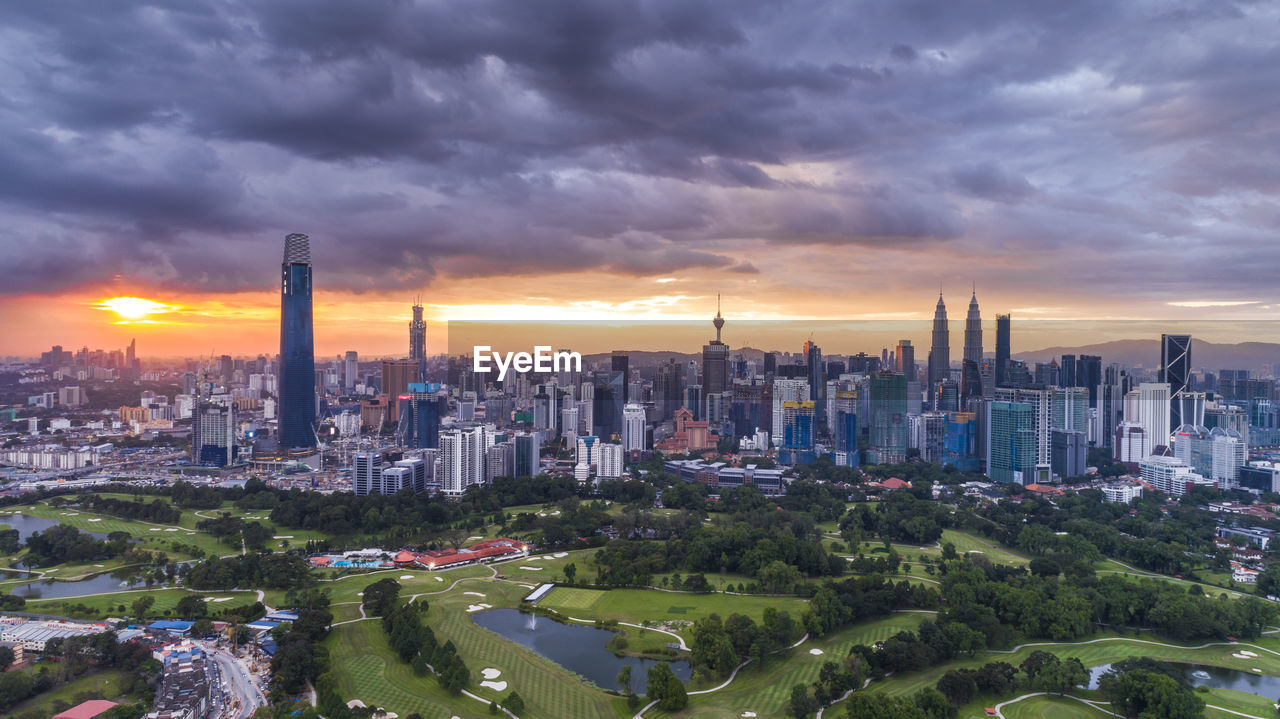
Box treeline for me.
[0,632,159,716]
[269,588,333,700]
[183,553,312,590]
[591,512,844,591]
[23,526,134,567]
[80,495,182,524]
[939,554,1277,644]
[840,492,953,546]
[194,513,274,550]
[689,608,804,678]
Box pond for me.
[1088,662,1280,695]
[0,513,109,541]
[8,569,155,599]
[471,608,692,694]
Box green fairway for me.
[23,587,257,620]
[653,612,931,719]
[1000,694,1112,719]
[560,587,810,640]
[542,586,607,610]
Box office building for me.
[278,233,317,449]
[1131,382,1172,451]
[994,314,1011,387]
[1114,421,1150,464]
[1239,462,1280,494]
[398,386,442,449]
[868,371,908,464]
[896,339,915,379]
[963,290,982,367]
[1140,455,1214,497]
[910,412,947,463]
[1051,428,1087,479]
[514,432,538,478]
[1160,333,1192,428]
[611,351,631,400]
[804,340,825,418]
[354,452,383,496]
[1076,355,1102,404]
[382,359,419,401]
[343,351,358,393]
[1174,425,1246,487]
[943,411,979,472]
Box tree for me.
[130,595,155,620]
[617,665,632,695]
[936,669,976,705]
[1100,669,1205,719]
[646,663,687,711]
[564,563,577,584]
[789,684,816,718]
[502,691,525,716]
[759,560,802,594]
[843,693,928,719]
[362,578,402,617]
[1037,657,1087,696]
[0,645,12,672]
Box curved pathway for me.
[987,635,1280,659]
[563,615,690,651]
[992,692,1120,719]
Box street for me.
[209,646,268,719]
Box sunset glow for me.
[95,296,183,323]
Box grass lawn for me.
[1204,687,1280,718]
[6,669,130,717]
[5,502,224,558]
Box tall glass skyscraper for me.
[279,233,317,449]
[1160,333,1192,429]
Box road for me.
[210,647,267,719]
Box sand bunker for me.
[164,528,177,532]
[468,536,484,540]
[519,566,543,571]
[274,535,293,539]
[553,552,568,558]
[741,713,757,718]
[1240,650,1258,657]
[149,528,162,531]
[481,668,502,679]
[400,575,414,580]
[809,648,824,655]
[466,603,493,613]
[434,577,444,582]
[347,700,366,708]
[465,591,486,597]
[480,680,508,691]
[88,518,102,522]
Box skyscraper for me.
[1160,334,1191,428]
[278,233,317,449]
[928,294,950,387]
[611,351,631,400]
[622,403,646,453]
[868,371,908,464]
[409,299,426,362]
[896,339,915,378]
[994,314,1011,387]
[344,350,358,393]
[963,290,982,365]
[987,401,1036,484]
[804,339,824,418]
[701,297,729,395]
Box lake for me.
[472,608,692,694]
[1088,662,1280,695]
[9,569,155,599]
[0,513,109,541]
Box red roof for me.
[880,478,911,490]
[54,700,120,719]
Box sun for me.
[96,296,182,322]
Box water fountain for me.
[526,613,537,632]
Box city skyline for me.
[1,2,1278,355]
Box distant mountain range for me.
[584,339,1280,373]
[1012,339,1280,371]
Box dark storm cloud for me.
[0,0,1275,301]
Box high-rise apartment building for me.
[191,401,235,467]
[868,371,908,464]
[622,403,646,453]
[987,401,1036,484]
[278,233,317,449]
[344,351,359,393]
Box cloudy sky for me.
[1,0,1278,356]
